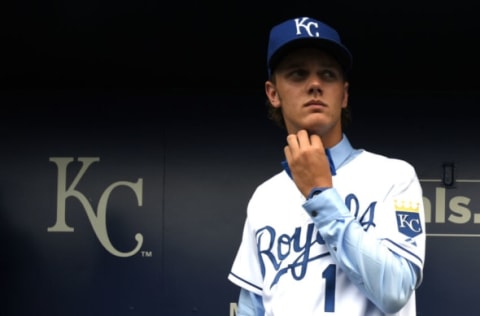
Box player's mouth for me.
[304,100,327,108]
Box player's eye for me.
[320,69,338,81]
[288,68,309,80]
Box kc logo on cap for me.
[267,17,352,76]
[293,17,330,38]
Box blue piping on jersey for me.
[384,238,424,265]
[229,272,263,291]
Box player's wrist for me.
[307,187,330,199]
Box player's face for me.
[265,47,349,144]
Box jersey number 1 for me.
[322,264,336,312]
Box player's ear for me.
[342,82,349,109]
[265,80,281,108]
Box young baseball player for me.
[228,17,426,315]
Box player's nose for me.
[308,76,323,95]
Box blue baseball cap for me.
[267,17,352,76]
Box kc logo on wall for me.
[47,157,144,258]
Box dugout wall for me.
[1,91,478,316]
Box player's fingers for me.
[286,133,300,150]
[284,145,293,162]
[309,134,324,149]
[296,130,311,148]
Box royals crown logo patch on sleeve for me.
[394,200,423,238]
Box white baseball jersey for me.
[229,136,426,316]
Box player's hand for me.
[284,130,333,197]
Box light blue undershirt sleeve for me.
[237,288,264,316]
[303,188,419,314]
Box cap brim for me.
[268,38,352,75]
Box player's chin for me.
[302,115,331,132]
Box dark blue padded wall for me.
[1,92,479,316]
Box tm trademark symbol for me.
[141,250,153,258]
